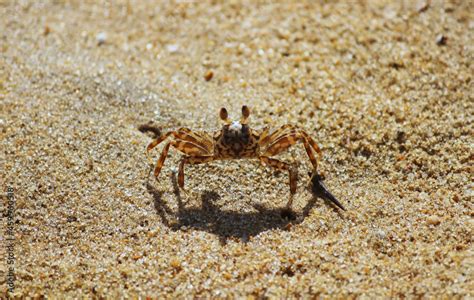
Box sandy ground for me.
[1,0,473,298]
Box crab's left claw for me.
[310,172,346,211]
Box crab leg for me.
[302,141,319,171]
[147,131,175,153]
[299,130,322,160]
[147,128,213,154]
[178,155,215,188]
[153,140,209,179]
[258,124,295,148]
[263,131,322,172]
[259,156,298,207]
[174,128,215,152]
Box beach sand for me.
[1,1,472,297]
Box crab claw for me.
[310,172,346,211]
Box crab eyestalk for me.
[220,107,230,124]
[241,105,250,124]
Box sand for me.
[1,0,472,298]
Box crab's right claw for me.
[310,173,346,211]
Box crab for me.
[146,105,327,208]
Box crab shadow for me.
[146,173,343,244]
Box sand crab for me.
[147,105,337,209]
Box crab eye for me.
[220,107,229,121]
[242,105,250,118]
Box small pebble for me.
[96,32,107,46]
[204,70,214,81]
[427,215,441,225]
[416,1,429,13]
[375,229,387,239]
[67,216,77,222]
[436,34,447,46]
[166,44,179,53]
[170,258,182,270]
[44,25,50,36]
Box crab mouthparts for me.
[232,143,243,152]
[229,121,242,131]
